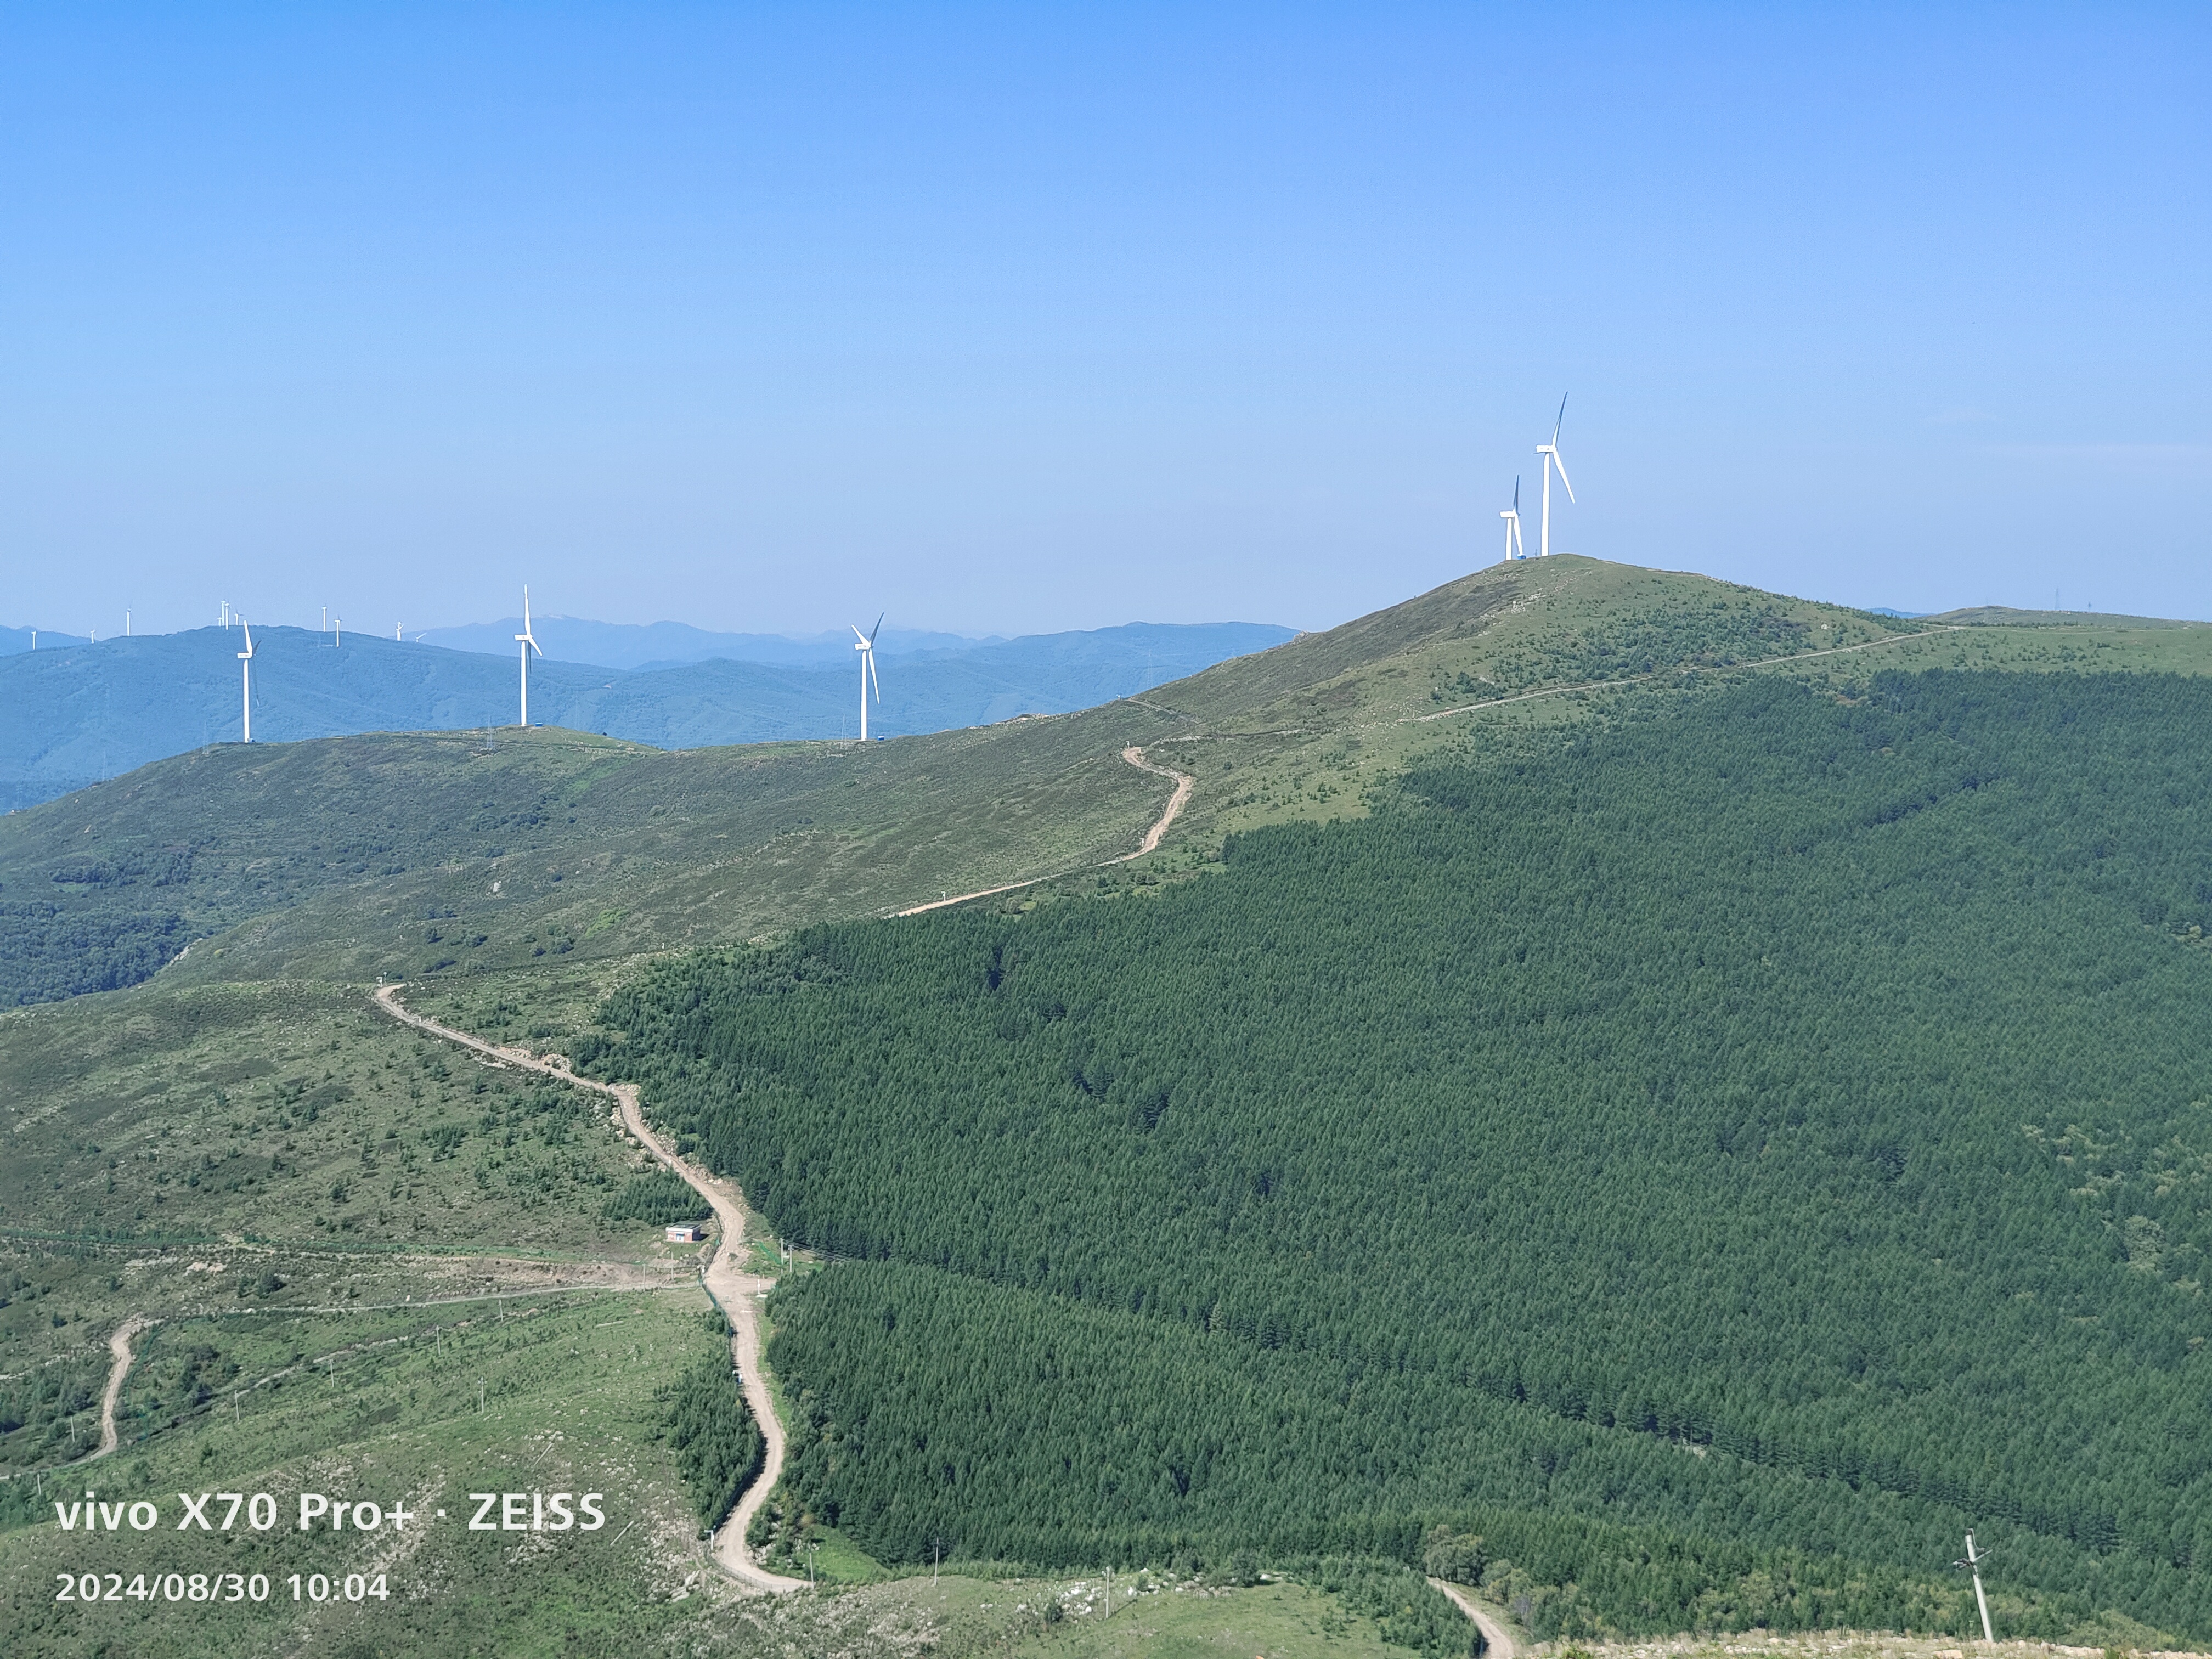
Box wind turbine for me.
[851,613,883,741]
[237,620,256,743]
[515,587,543,727]
[1535,394,1576,557]
[1500,476,1527,561]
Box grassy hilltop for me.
[0,555,2054,1009]
[9,557,2212,1655]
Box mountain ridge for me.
[0,619,1291,810]
[14,555,2204,1013]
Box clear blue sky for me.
[3,3,2205,637]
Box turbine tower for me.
[515,587,543,727]
[237,620,256,743]
[1535,394,1576,556]
[1955,1533,1995,1644]
[851,613,883,741]
[1500,476,1527,561]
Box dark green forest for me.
[0,900,190,1005]
[659,1340,764,1531]
[593,671,2212,1640]
[602,1170,712,1227]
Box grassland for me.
[0,973,733,1485]
[0,1285,733,1655]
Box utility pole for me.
[1955,1532,1995,1644]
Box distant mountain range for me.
[0,619,1293,810]
[0,625,92,654]
[415,617,995,670]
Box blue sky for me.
[3,3,2205,637]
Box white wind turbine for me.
[236,620,256,743]
[851,613,884,741]
[515,587,543,727]
[1500,476,1527,561]
[1535,394,1576,557]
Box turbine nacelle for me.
[515,585,543,656]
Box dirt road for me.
[91,1315,153,1460]
[894,744,1197,916]
[1429,1578,1519,1658]
[1408,625,1962,725]
[1110,746,1194,859]
[374,984,805,1594]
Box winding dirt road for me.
[1429,1577,1519,1658]
[1110,746,1194,860]
[374,984,805,1593]
[89,1315,153,1460]
[894,744,1195,916]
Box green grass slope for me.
[0,555,2067,1012]
[0,714,1188,1006]
[0,1287,743,1657]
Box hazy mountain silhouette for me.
[0,620,1291,809]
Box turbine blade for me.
[851,624,869,645]
[1553,450,1575,503]
[1553,393,1568,444]
[870,611,885,645]
[869,650,882,700]
[1513,475,1521,511]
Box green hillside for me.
[587,668,2212,1643]
[10,560,2211,1013]
[0,556,2038,1011]
[0,716,1186,1007]
[13,558,2212,1653]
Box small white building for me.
[665,1224,706,1243]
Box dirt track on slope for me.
[89,1315,154,1460]
[893,744,1195,916]
[1111,746,1194,858]
[374,984,805,1594]
[1408,624,1963,724]
[1429,1577,1519,1657]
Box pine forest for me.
[589,670,2212,1642]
